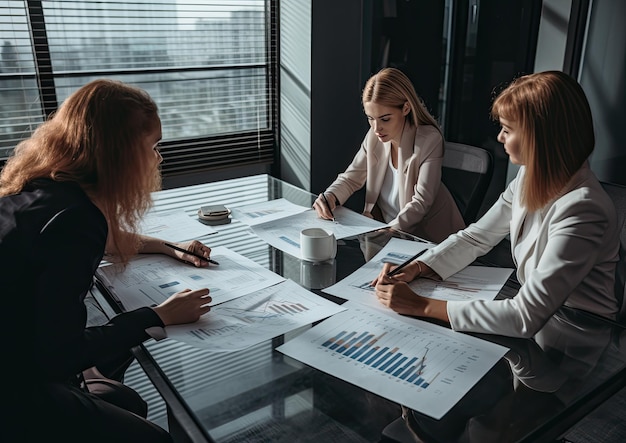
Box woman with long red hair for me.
[1,79,213,442]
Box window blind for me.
[0,0,277,177]
[0,1,43,159]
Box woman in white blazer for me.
[312,68,465,243]
[373,70,620,338]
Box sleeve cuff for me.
[145,326,167,341]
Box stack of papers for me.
[167,279,345,351]
[96,246,344,352]
[97,246,284,309]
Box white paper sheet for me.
[139,209,216,240]
[277,302,508,419]
[323,237,514,309]
[166,279,346,351]
[96,246,285,310]
[229,198,310,226]
[249,206,388,259]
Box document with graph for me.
[229,198,310,226]
[166,279,346,351]
[139,208,217,240]
[277,302,508,419]
[96,246,285,310]
[244,205,388,259]
[323,237,514,309]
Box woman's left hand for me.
[375,277,424,316]
[375,276,450,323]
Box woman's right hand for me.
[371,261,421,287]
[152,288,211,326]
[313,192,337,220]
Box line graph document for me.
[96,246,285,310]
[139,208,216,240]
[277,302,508,419]
[166,279,346,351]
[250,206,389,259]
[323,237,513,309]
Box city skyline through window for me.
[0,0,276,177]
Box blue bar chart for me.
[278,302,508,419]
[322,329,434,388]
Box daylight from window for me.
[0,0,268,159]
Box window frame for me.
[0,0,279,181]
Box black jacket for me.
[0,179,162,388]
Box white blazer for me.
[421,162,619,337]
[325,124,465,243]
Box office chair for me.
[441,142,493,225]
[601,182,626,323]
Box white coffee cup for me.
[300,228,337,262]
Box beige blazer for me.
[325,124,465,243]
[421,162,620,337]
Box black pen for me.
[386,248,428,277]
[321,193,335,222]
[163,242,219,265]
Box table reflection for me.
[395,306,626,442]
[98,175,625,443]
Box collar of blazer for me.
[369,124,417,171]
[369,123,419,183]
[560,160,592,196]
[398,124,419,174]
[510,161,593,249]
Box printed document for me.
[229,198,310,226]
[323,237,513,310]
[240,203,388,259]
[139,208,216,240]
[166,279,346,351]
[96,246,285,310]
[277,302,508,419]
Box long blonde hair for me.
[491,71,594,211]
[362,67,441,134]
[0,79,161,262]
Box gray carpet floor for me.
[560,386,626,443]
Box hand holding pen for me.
[313,192,337,222]
[386,249,428,277]
[163,241,219,267]
[371,249,429,287]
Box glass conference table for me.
[91,174,626,443]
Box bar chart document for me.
[324,237,513,309]
[96,246,285,310]
[166,279,346,351]
[277,302,508,419]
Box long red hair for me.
[0,79,161,262]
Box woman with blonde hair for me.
[373,70,619,338]
[313,67,464,243]
[1,79,213,442]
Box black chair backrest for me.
[442,142,493,225]
[601,182,626,322]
